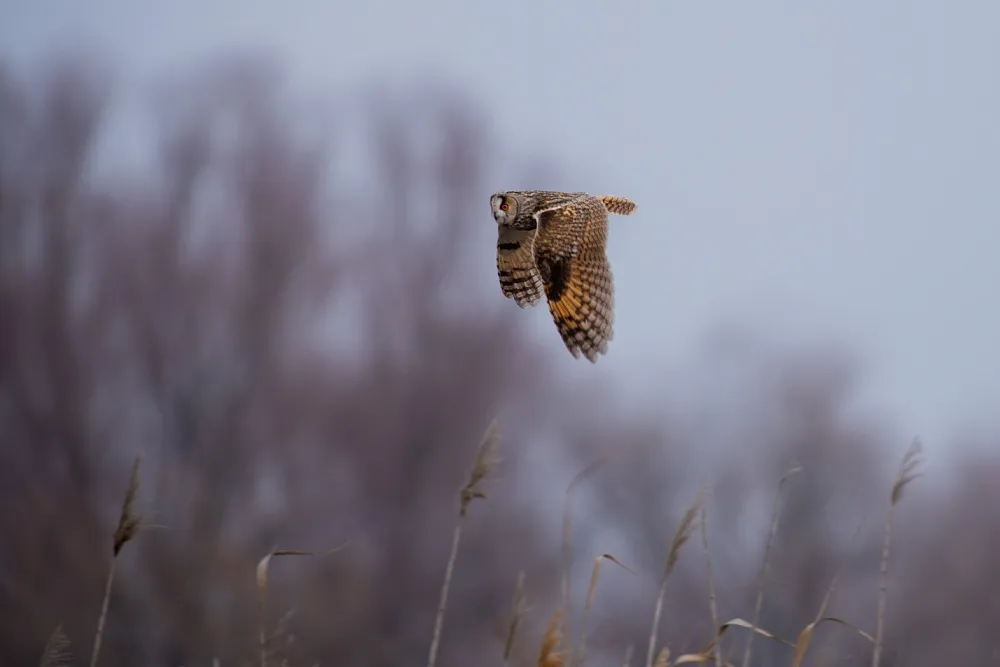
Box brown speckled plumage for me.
[489,190,637,362]
[496,225,545,307]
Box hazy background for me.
[1,1,999,666]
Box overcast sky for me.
[3,0,998,451]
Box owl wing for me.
[532,197,614,362]
[496,225,545,307]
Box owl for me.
[490,190,637,362]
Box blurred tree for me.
[1,54,1000,667]
[0,55,561,667]
[557,336,999,667]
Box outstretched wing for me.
[496,225,544,307]
[532,197,614,362]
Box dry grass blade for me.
[90,558,119,667]
[459,419,501,516]
[645,490,704,667]
[792,562,839,667]
[622,644,634,667]
[787,511,872,667]
[257,549,320,594]
[719,618,794,648]
[39,625,72,667]
[91,456,144,667]
[791,515,872,667]
[791,625,815,667]
[673,650,740,665]
[112,458,142,556]
[262,608,297,667]
[873,439,923,667]
[891,438,924,506]
[794,617,875,667]
[504,571,528,662]
[818,617,874,643]
[653,647,670,667]
[561,455,611,653]
[428,419,501,667]
[539,608,566,667]
[672,654,713,665]
[699,504,722,667]
[575,553,638,667]
[679,617,789,667]
[257,548,331,667]
[740,465,800,667]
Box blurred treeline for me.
[0,55,998,667]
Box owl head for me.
[490,191,517,226]
[491,191,539,230]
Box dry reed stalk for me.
[90,457,142,667]
[791,521,874,667]
[257,549,320,667]
[699,504,722,667]
[740,465,800,667]
[574,553,637,667]
[791,569,839,667]
[504,570,529,663]
[652,647,670,667]
[621,644,634,667]
[645,490,704,667]
[872,439,923,667]
[539,608,566,667]
[427,419,501,667]
[793,616,873,667]
[39,625,72,667]
[561,455,610,655]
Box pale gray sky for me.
[4,0,999,450]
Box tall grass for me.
[741,465,801,667]
[644,492,703,667]
[36,431,925,667]
[90,457,143,667]
[427,419,501,667]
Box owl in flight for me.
[490,190,637,363]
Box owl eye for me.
[500,202,509,211]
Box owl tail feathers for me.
[597,195,637,216]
